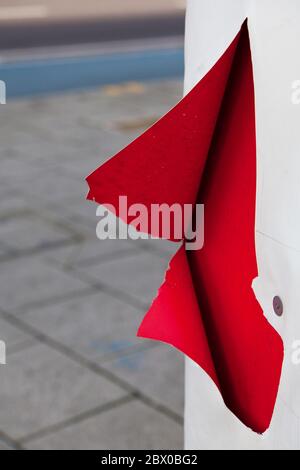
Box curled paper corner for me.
[137,243,283,435]
[137,244,220,390]
[86,21,283,434]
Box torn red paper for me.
[86,23,284,433]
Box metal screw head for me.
[273,296,283,317]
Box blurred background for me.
[0,1,185,450]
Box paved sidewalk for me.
[0,80,184,450]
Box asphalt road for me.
[0,0,186,22]
[0,2,185,98]
[0,13,185,51]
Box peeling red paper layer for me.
[86,23,284,433]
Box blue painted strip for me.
[0,47,184,98]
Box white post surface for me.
[184,0,300,450]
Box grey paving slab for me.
[44,236,136,269]
[0,154,53,188]
[20,169,87,206]
[49,196,115,232]
[0,343,126,440]
[1,80,181,175]
[22,290,149,361]
[0,214,73,252]
[0,256,90,312]
[12,199,95,240]
[129,238,181,259]
[58,135,132,179]
[1,139,82,174]
[0,244,12,258]
[20,81,181,129]
[97,81,182,129]
[50,214,178,261]
[0,195,31,217]
[46,202,100,236]
[26,400,183,450]
[0,122,47,151]
[102,345,184,416]
[0,247,7,257]
[0,80,184,449]
[40,199,180,259]
[0,317,34,353]
[76,252,170,305]
[1,80,181,144]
